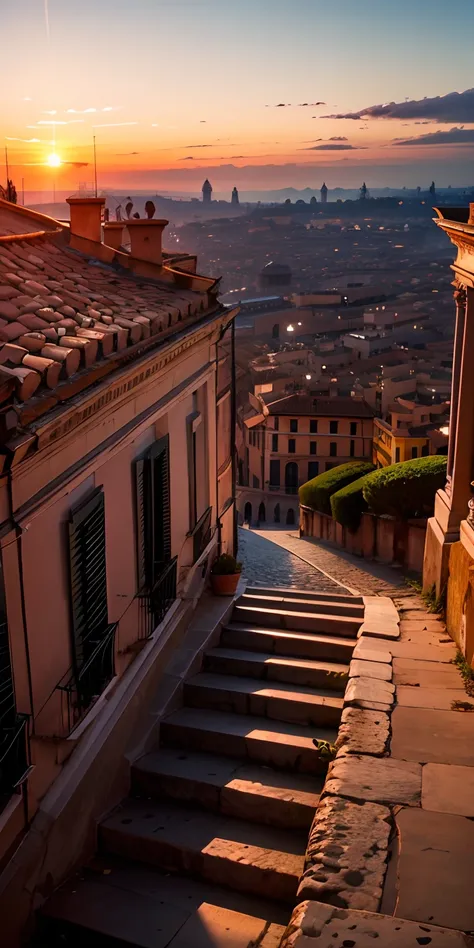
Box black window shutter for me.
[135,436,171,589]
[69,489,108,669]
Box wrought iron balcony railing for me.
[190,507,212,564]
[138,556,178,641]
[57,623,117,734]
[0,714,30,806]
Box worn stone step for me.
[161,707,335,774]
[184,672,343,727]
[39,858,288,946]
[232,603,361,637]
[133,747,322,830]
[238,592,365,618]
[221,623,356,662]
[245,585,363,606]
[99,798,306,904]
[204,646,349,691]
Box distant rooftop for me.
[266,393,374,418]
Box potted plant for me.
[210,552,242,596]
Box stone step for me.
[232,603,361,637]
[204,646,349,691]
[161,707,335,774]
[132,748,322,829]
[99,798,306,905]
[238,592,365,618]
[184,672,343,728]
[39,858,288,946]
[245,585,363,605]
[221,623,356,663]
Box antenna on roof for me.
[93,135,98,198]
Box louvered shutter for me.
[69,489,108,669]
[135,458,150,590]
[150,436,171,581]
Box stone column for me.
[445,283,466,496]
[447,286,474,530]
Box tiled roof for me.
[0,210,219,426]
[266,393,374,418]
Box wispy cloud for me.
[92,122,139,128]
[298,101,326,107]
[323,87,474,124]
[300,143,364,151]
[394,127,474,146]
[184,144,212,148]
[116,151,140,155]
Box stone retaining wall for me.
[300,507,427,574]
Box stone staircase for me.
[37,586,364,947]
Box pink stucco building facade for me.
[0,197,236,936]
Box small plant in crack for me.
[452,650,474,697]
[313,739,337,762]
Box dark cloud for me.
[179,156,195,161]
[323,87,474,123]
[200,120,207,123]
[184,144,212,148]
[300,144,364,151]
[298,101,326,106]
[394,127,474,146]
[329,136,348,141]
[116,151,140,155]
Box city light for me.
[287,324,294,332]
[305,374,312,380]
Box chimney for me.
[67,197,106,243]
[469,203,474,226]
[103,221,125,250]
[125,218,169,266]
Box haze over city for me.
[3,0,474,195]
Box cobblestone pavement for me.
[238,527,340,591]
[255,528,417,599]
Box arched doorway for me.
[258,501,266,523]
[285,462,298,494]
[272,323,280,339]
[274,503,281,524]
[244,501,252,523]
[286,508,296,525]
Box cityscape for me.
[1,0,474,945]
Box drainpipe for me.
[231,318,237,556]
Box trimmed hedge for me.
[362,454,447,520]
[299,461,375,515]
[331,474,371,533]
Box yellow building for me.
[373,417,430,467]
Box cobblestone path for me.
[238,527,340,592]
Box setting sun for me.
[46,153,62,168]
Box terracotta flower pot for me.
[210,572,241,596]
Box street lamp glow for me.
[305,374,312,380]
[287,324,294,332]
[47,153,62,168]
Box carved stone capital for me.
[454,282,467,308]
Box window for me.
[310,441,317,455]
[274,416,279,431]
[272,433,279,452]
[310,419,318,434]
[0,557,28,799]
[350,439,355,457]
[330,442,337,457]
[69,488,109,668]
[288,438,296,454]
[290,419,298,433]
[330,420,339,434]
[136,436,172,591]
[269,459,281,486]
[421,444,429,457]
[308,461,319,479]
[350,422,357,436]
[411,446,418,459]
[252,474,260,488]
[395,447,401,462]
[325,462,335,471]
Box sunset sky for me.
[3,0,474,194]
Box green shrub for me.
[362,455,447,520]
[211,553,242,575]
[299,461,375,515]
[331,473,372,533]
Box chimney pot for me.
[66,197,106,243]
[125,218,169,266]
[103,221,125,251]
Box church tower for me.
[231,186,239,206]
[202,179,212,204]
[320,182,328,204]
